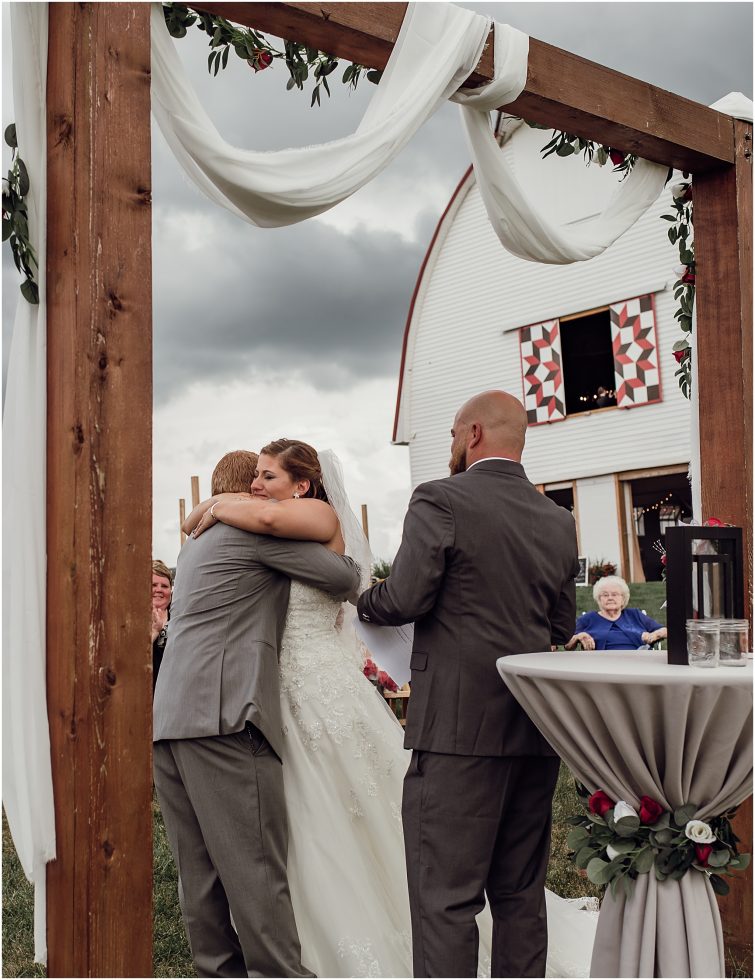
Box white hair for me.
[593,575,630,608]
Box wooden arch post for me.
[42,1,750,974]
[46,5,153,976]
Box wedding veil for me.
[318,450,373,594]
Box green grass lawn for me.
[4,768,596,977]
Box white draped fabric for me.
[4,0,750,967]
[2,3,53,966]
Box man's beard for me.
[449,446,467,476]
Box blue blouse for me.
[574,608,664,651]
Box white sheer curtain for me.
[2,2,53,966]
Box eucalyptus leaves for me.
[2,123,38,305]
[525,121,637,177]
[663,180,695,398]
[567,783,749,898]
[163,4,382,107]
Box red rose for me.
[681,271,696,284]
[363,659,377,680]
[704,517,725,527]
[638,795,664,825]
[695,843,713,866]
[673,349,689,364]
[249,50,273,72]
[377,670,398,692]
[588,790,614,817]
[609,149,625,166]
[660,553,667,566]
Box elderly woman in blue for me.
[564,575,667,651]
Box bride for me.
[188,439,596,978]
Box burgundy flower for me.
[377,669,398,693]
[661,553,667,566]
[363,658,378,680]
[695,843,713,866]
[704,517,725,527]
[609,149,625,166]
[681,270,696,284]
[639,796,664,825]
[249,50,273,72]
[588,790,614,817]
[673,349,689,364]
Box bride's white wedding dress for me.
[277,581,597,978]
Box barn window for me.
[560,308,616,416]
[519,295,661,426]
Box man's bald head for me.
[449,390,527,474]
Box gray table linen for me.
[497,650,752,978]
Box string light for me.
[634,492,680,518]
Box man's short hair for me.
[152,559,173,583]
[211,450,259,495]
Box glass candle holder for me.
[686,619,720,667]
[718,619,749,666]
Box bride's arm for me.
[195,496,339,544]
[182,492,253,534]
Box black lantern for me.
[665,525,745,665]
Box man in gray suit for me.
[358,390,579,979]
[154,467,360,978]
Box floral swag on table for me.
[567,783,750,898]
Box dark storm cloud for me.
[152,201,432,404]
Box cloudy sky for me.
[3,2,752,566]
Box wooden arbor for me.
[44,3,751,975]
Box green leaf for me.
[709,874,729,896]
[221,46,229,69]
[586,857,611,885]
[16,158,30,197]
[728,853,751,871]
[707,849,731,868]
[609,838,637,855]
[4,123,17,149]
[2,217,11,242]
[673,804,698,826]
[285,76,296,91]
[574,845,595,869]
[614,816,641,837]
[366,69,382,84]
[668,227,677,244]
[660,214,677,221]
[567,827,590,849]
[556,143,575,157]
[673,340,691,352]
[20,277,39,304]
[634,848,655,874]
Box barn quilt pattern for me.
[609,295,661,407]
[520,319,566,424]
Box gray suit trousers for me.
[402,752,560,979]
[154,728,314,979]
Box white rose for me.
[613,801,639,821]
[606,844,620,860]
[685,820,716,844]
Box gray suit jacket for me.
[153,524,360,756]
[357,460,579,757]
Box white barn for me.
[393,120,693,582]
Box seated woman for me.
[565,574,667,651]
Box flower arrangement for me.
[567,783,750,897]
[662,180,695,398]
[588,559,617,585]
[362,657,398,693]
[2,124,38,305]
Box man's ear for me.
[468,422,483,449]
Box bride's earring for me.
[293,492,300,499]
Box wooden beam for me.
[195,1,735,173]
[46,5,153,976]
[694,118,753,968]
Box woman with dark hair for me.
[151,559,173,692]
[185,440,595,978]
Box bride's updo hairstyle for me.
[260,438,329,502]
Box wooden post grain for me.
[361,504,370,541]
[694,117,753,969]
[46,5,153,975]
[180,498,187,545]
[191,475,200,509]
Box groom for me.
[358,390,579,978]
[154,450,360,978]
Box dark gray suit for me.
[357,460,578,978]
[154,524,359,978]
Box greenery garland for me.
[568,783,749,898]
[2,124,38,305]
[162,4,382,107]
[0,6,699,370]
